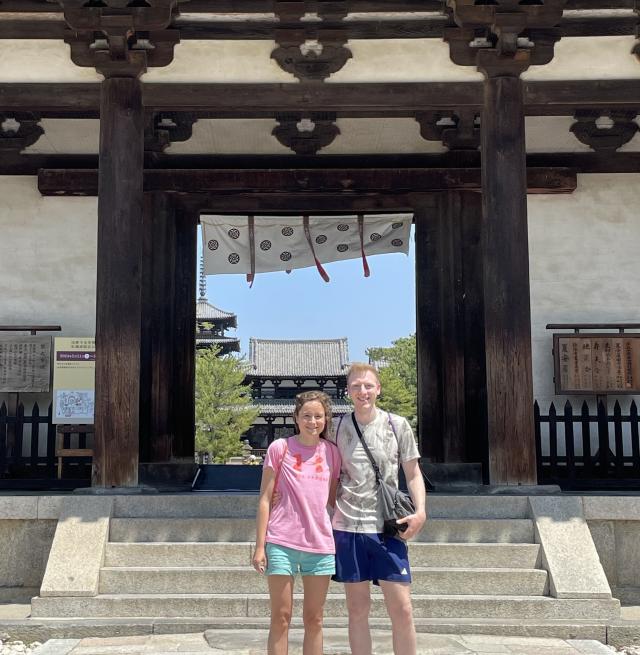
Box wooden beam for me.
[190,193,423,213]
[139,191,177,464]
[1,14,634,40]
[2,151,640,177]
[0,0,633,12]
[415,191,488,468]
[37,167,577,196]
[171,203,198,460]
[1,81,640,116]
[481,75,537,485]
[92,77,144,489]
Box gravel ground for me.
[0,637,42,655]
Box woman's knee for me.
[302,608,324,632]
[271,607,293,629]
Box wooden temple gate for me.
[1,0,639,488]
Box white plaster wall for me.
[1,36,639,83]
[0,176,97,410]
[24,116,640,156]
[528,173,640,413]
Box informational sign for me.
[0,335,51,393]
[553,333,640,394]
[52,337,95,424]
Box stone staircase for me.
[30,494,620,637]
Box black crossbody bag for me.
[350,413,416,537]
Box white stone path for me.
[26,630,620,655]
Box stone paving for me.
[23,630,621,655]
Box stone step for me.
[109,518,535,544]
[0,616,609,643]
[104,542,541,569]
[98,566,549,596]
[104,542,254,567]
[31,594,620,620]
[109,494,529,520]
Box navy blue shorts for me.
[332,530,412,585]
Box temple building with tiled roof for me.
[244,338,351,448]
[196,258,240,355]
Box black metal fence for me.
[0,402,91,489]
[535,399,640,489]
[3,399,640,490]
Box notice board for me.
[553,333,640,394]
[52,337,95,424]
[0,335,51,393]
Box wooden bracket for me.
[0,112,43,152]
[272,112,340,154]
[570,109,640,152]
[416,110,480,151]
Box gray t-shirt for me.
[327,409,420,534]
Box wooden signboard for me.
[553,333,640,394]
[52,337,96,424]
[0,335,51,393]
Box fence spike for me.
[631,400,638,415]
[0,402,6,415]
[549,402,557,416]
[564,399,572,410]
[614,400,622,414]
[581,400,590,415]
[32,402,40,416]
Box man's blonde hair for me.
[346,362,381,384]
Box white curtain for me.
[201,213,411,281]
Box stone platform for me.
[31,630,619,655]
[2,492,640,647]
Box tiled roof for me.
[252,398,352,417]
[196,298,238,326]
[196,336,240,347]
[247,338,349,377]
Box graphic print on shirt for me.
[264,437,341,554]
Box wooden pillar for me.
[93,77,144,488]
[140,191,177,463]
[171,206,197,459]
[414,192,487,466]
[480,71,537,484]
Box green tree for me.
[367,334,417,430]
[195,346,259,463]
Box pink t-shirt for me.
[264,436,341,554]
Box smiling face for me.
[295,400,327,441]
[347,369,381,414]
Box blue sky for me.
[199,226,416,363]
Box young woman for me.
[252,390,341,655]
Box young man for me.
[327,362,427,655]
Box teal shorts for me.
[265,542,335,577]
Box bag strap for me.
[273,438,289,491]
[351,413,383,487]
[335,413,345,447]
[387,412,403,475]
